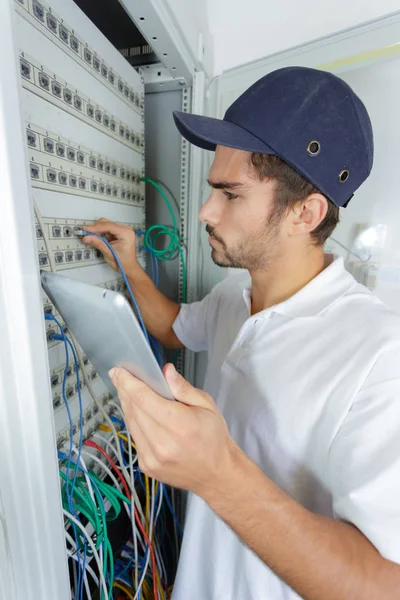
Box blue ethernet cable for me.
[163,484,183,538]
[79,231,150,345]
[45,313,85,596]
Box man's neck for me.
[249,248,328,315]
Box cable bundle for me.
[35,196,184,599]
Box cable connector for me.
[44,312,55,321]
[49,332,65,341]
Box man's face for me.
[199,146,285,271]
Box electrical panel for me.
[14,0,145,451]
[13,0,151,579]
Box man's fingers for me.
[163,363,215,410]
[110,367,183,423]
[82,236,114,262]
[83,219,130,239]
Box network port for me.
[74,95,83,111]
[59,24,69,44]
[20,59,31,79]
[27,130,36,147]
[39,253,48,266]
[67,147,76,161]
[70,36,79,53]
[63,88,73,104]
[46,12,57,34]
[47,168,57,183]
[56,143,65,157]
[44,138,55,153]
[30,164,40,179]
[54,252,64,264]
[32,0,45,22]
[51,81,62,98]
[51,374,59,387]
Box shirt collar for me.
[240,255,356,319]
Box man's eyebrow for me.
[207,179,246,190]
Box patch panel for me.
[36,218,145,272]
[26,123,145,206]
[30,159,145,205]
[56,392,115,448]
[14,0,144,115]
[19,52,143,153]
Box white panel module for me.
[13,0,146,491]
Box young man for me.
[84,67,400,599]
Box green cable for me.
[59,466,114,600]
[142,177,187,303]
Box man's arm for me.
[204,444,400,600]
[83,219,183,348]
[110,364,400,600]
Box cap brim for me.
[173,111,276,154]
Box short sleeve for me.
[328,348,400,563]
[172,293,214,353]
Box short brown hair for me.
[250,153,340,246]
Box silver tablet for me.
[41,270,174,400]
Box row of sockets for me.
[20,54,142,153]
[18,0,143,112]
[51,362,99,409]
[38,247,103,267]
[30,162,145,202]
[57,392,115,449]
[27,128,142,183]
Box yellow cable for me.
[98,424,137,450]
[142,579,152,599]
[156,570,165,600]
[114,581,135,600]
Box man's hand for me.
[83,218,141,277]
[109,363,237,495]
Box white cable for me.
[63,509,109,600]
[71,446,104,567]
[35,201,152,594]
[65,530,100,588]
[92,432,120,460]
[80,448,131,519]
[66,546,93,599]
[71,445,96,504]
[152,482,167,599]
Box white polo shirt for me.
[171,256,400,600]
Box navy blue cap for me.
[173,66,373,208]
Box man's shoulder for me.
[337,280,400,344]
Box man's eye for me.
[223,191,238,200]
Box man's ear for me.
[289,194,328,236]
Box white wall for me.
[163,0,213,76]
[326,57,400,313]
[207,0,400,75]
